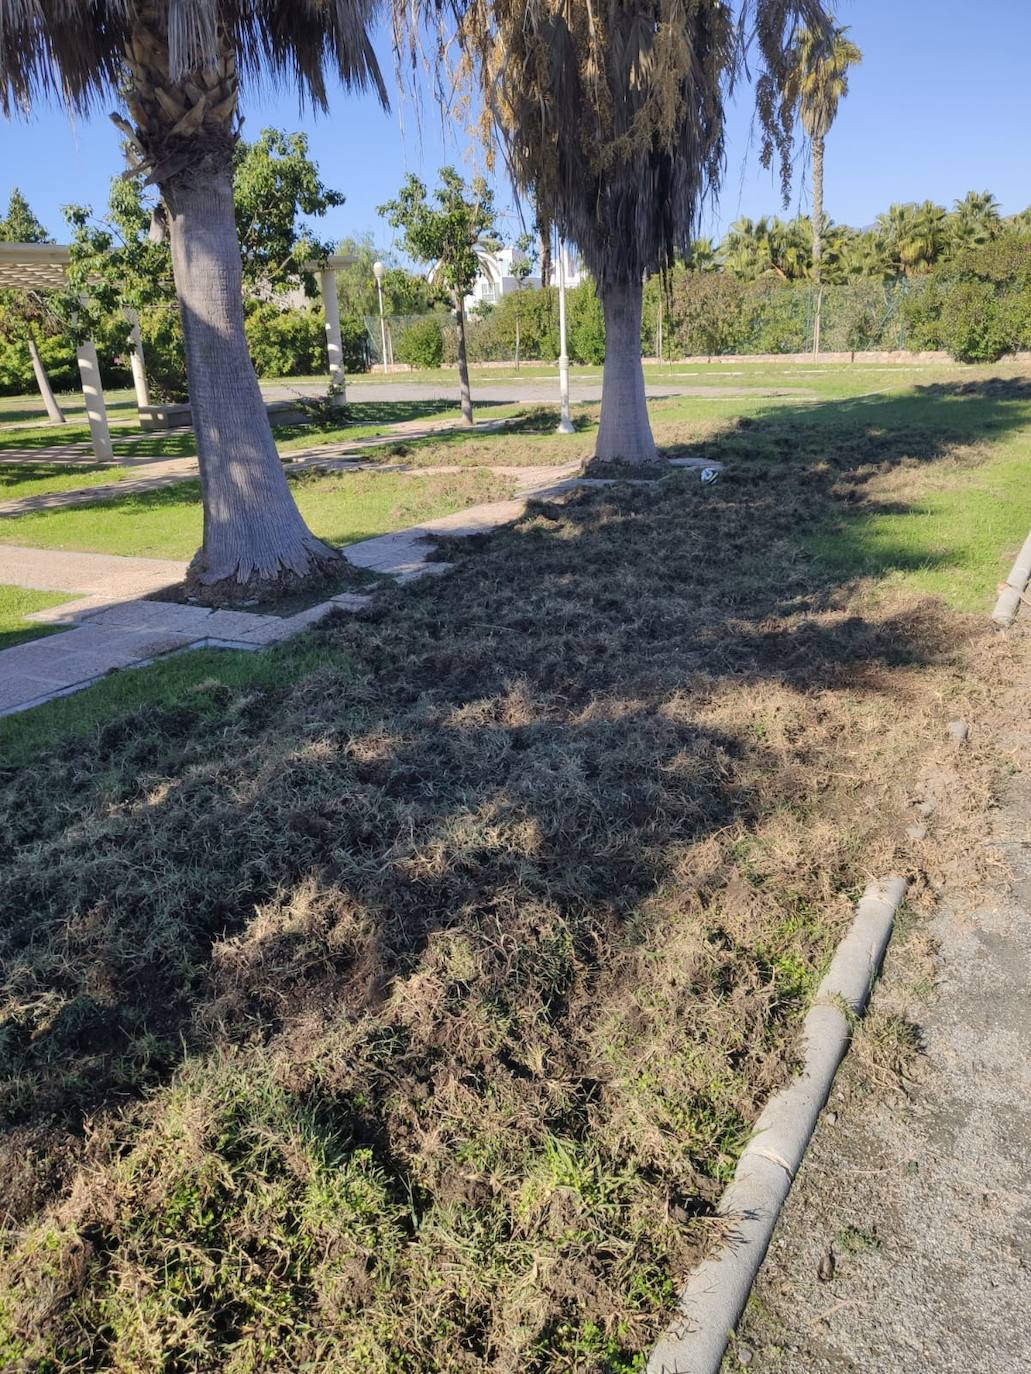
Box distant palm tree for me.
[0,1,385,599]
[687,237,719,272]
[833,226,890,281]
[430,0,832,464]
[950,190,1001,250]
[720,216,811,281]
[877,201,949,276]
[784,22,861,351]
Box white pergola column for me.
[125,308,151,410]
[320,266,347,399]
[76,340,114,463]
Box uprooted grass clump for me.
[0,391,1007,1371]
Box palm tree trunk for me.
[163,169,339,594]
[594,276,656,464]
[811,132,825,358]
[540,231,552,290]
[27,334,66,424]
[453,294,474,425]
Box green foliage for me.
[566,282,606,363]
[333,233,437,318]
[0,187,49,243]
[901,231,1031,362]
[665,270,750,356]
[395,315,445,369]
[58,130,348,399]
[233,128,344,296]
[378,168,498,303]
[245,302,321,377]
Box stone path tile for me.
[0,544,187,597]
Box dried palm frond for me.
[410,0,831,285]
[0,0,387,118]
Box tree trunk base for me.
[183,541,356,607]
[583,456,671,482]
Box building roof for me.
[0,242,71,291]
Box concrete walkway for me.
[0,465,580,718]
[0,417,517,519]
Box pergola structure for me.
[0,242,356,460]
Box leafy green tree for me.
[511,231,537,367]
[334,233,437,318]
[784,22,861,351]
[232,128,344,296]
[902,230,1031,362]
[0,188,67,421]
[1,0,385,601]
[432,0,830,463]
[67,131,354,402]
[379,168,498,424]
[395,316,445,368]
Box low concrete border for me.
[991,529,1031,629]
[647,874,907,1374]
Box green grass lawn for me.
[0,583,73,649]
[0,460,133,502]
[0,465,518,560]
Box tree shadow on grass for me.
[0,461,119,493]
[0,367,1022,1365]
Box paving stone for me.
[203,609,278,638]
[231,619,297,647]
[0,674,73,713]
[82,601,214,633]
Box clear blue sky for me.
[2,1,1029,256]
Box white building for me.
[464,243,586,314]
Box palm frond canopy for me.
[783,22,861,141]
[0,0,387,117]
[427,0,831,286]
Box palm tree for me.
[877,201,948,276]
[0,1,385,599]
[721,218,776,280]
[950,190,1001,251]
[428,0,831,465]
[784,22,861,352]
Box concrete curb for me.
[647,874,908,1374]
[991,529,1031,629]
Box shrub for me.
[667,271,750,356]
[566,282,606,363]
[900,232,1031,363]
[395,316,445,369]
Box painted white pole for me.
[321,266,347,399]
[75,339,114,463]
[556,237,575,435]
[124,308,151,411]
[373,260,389,376]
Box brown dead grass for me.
[0,388,1015,1371]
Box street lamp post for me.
[555,237,575,434]
[372,260,389,376]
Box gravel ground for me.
[722,623,1031,1374]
